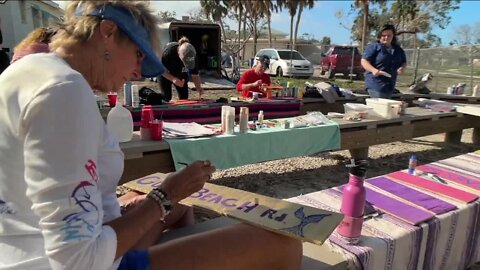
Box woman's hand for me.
[160,160,215,204]
[118,191,147,214]
[173,78,185,87]
[397,66,405,75]
[372,69,381,76]
[260,83,268,96]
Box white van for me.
[255,48,314,78]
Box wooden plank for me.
[456,104,480,117]
[412,115,479,138]
[187,77,236,90]
[474,128,480,146]
[121,151,174,184]
[124,174,344,245]
[445,130,463,144]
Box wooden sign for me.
[124,173,343,245]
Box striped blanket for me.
[128,99,301,126]
[288,152,480,270]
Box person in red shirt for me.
[236,55,271,98]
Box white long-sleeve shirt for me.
[0,53,124,269]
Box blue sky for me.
[270,0,480,45]
[55,0,479,46]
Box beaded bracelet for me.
[147,188,172,222]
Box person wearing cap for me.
[159,36,203,101]
[0,2,302,270]
[236,55,271,98]
[361,24,407,98]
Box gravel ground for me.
[210,129,477,199]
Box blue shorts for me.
[118,250,150,270]
[367,88,393,99]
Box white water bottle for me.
[473,85,479,97]
[258,110,264,125]
[107,103,133,142]
[239,107,249,134]
[131,84,140,108]
[123,81,132,106]
[225,110,235,134]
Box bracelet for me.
[147,188,172,222]
[173,78,178,84]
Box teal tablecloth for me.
[167,121,340,170]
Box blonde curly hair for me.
[50,1,161,56]
[14,27,57,53]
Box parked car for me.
[255,48,314,78]
[320,45,364,79]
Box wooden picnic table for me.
[119,107,480,184]
[300,93,480,115]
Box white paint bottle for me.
[258,110,264,125]
[131,84,140,108]
[239,107,249,134]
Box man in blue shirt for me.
[361,24,406,98]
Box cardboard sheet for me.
[124,173,343,245]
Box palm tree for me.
[353,0,386,52]
[200,0,228,39]
[226,0,244,56]
[283,0,298,52]
[293,0,314,50]
[353,0,369,52]
[261,0,281,48]
[244,0,270,55]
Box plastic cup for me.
[107,93,117,107]
[266,89,272,99]
[150,120,163,141]
[252,92,259,100]
[141,105,154,128]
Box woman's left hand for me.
[118,191,147,214]
[397,66,405,75]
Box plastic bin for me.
[343,103,373,119]
[365,98,403,119]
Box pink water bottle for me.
[337,160,367,244]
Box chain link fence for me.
[240,41,480,94]
[394,45,480,94]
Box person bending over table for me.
[361,24,406,99]
[0,1,302,270]
[236,55,271,98]
[158,36,204,101]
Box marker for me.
[177,162,189,166]
[428,173,448,184]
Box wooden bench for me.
[119,107,480,184]
[301,93,480,115]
